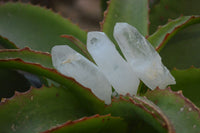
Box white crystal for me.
[113,23,176,89]
[87,32,140,95]
[51,45,112,104]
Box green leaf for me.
[42,115,127,133]
[0,48,53,68]
[160,24,200,69]
[0,3,87,55]
[149,0,200,33]
[0,85,102,133]
[147,16,200,51]
[0,69,30,99]
[145,88,200,133]
[102,0,149,44]
[0,55,104,113]
[149,0,200,69]
[103,96,173,133]
[171,67,200,107]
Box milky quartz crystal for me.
[51,45,112,104]
[87,32,140,95]
[113,23,176,89]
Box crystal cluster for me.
[51,23,176,105]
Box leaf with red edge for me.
[145,88,200,133]
[149,0,200,69]
[0,56,104,114]
[0,85,103,133]
[0,2,87,57]
[0,48,52,68]
[103,96,174,133]
[149,0,200,34]
[171,67,200,107]
[148,16,200,52]
[42,114,127,133]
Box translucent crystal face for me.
[51,22,176,105]
[113,23,175,89]
[51,45,112,104]
[87,32,140,95]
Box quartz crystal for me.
[87,32,140,95]
[113,23,176,89]
[51,45,112,104]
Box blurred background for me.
[0,0,103,31]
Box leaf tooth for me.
[148,87,200,116]
[100,0,111,31]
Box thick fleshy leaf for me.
[103,96,174,133]
[150,0,200,69]
[87,32,139,95]
[0,48,51,89]
[149,0,200,33]
[0,69,30,99]
[171,67,200,107]
[0,86,102,133]
[148,16,200,51]
[0,48,52,68]
[0,57,104,113]
[42,115,127,133]
[145,88,200,133]
[0,3,87,55]
[160,25,200,69]
[101,0,149,52]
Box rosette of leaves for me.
[0,0,200,133]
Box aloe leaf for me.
[0,50,104,112]
[0,3,87,55]
[148,16,200,51]
[171,67,200,107]
[160,24,200,69]
[102,0,149,44]
[0,69,30,99]
[103,96,174,133]
[145,88,200,133]
[149,0,200,33]
[42,115,127,133]
[0,85,103,133]
[0,48,52,68]
[149,0,200,69]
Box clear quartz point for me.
[51,45,112,104]
[113,23,176,89]
[87,32,140,95]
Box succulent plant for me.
[0,0,200,133]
